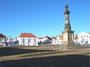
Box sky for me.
[0,0,90,37]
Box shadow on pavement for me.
[1,55,90,67]
[0,47,49,57]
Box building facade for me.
[6,36,18,46]
[17,33,38,46]
[37,36,52,45]
[77,32,90,45]
[52,36,63,45]
[0,33,6,47]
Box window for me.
[7,38,8,40]
[0,39,1,42]
[2,38,3,40]
[86,35,88,39]
[81,36,83,39]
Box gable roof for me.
[0,33,6,38]
[20,33,36,38]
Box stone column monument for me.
[62,4,74,49]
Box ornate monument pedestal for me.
[62,31,74,45]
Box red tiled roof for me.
[0,34,6,38]
[20,33,36,38]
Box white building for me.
[0,33,6,47]
[77,32,90,45]
[6,36,18,46]
[52,36,63,45]
[73,34,79,45]
[17,33,38,46]
[37,36,52,45]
